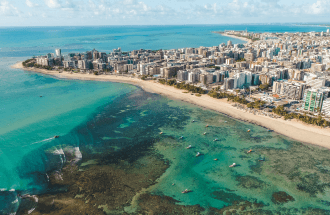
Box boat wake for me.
[31,137,55,145]
[21,137,55,148]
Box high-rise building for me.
[46,53,54,59]
[206,73,214,84]
[259,74,273,86]
[226,58,234,65]
[252,74,260,85]
[177,70,188,81]
[78,60,88,69]
[213,71,221,82]
[302,89,330,113]
[245,53,254,62]
[55,49,61,58]
[224,78,235,90]
[200,74,207,85]
[244,71,252,87]
[188,72,197,83]
[305,78,326,89]
[322,98,330,116]
[233,72,246,89]
[93,51,99,60]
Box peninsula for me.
[14,30,330,148]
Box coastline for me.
[215,32,252,43]
[12,62,330,149]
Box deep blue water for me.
[1,25,330,214]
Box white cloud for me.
[87,0,177,18]
[44,0,62,8]
[7,0,330,25]
[26,0,38,7]
[43,0,80,11]
[307,0,330,15]
[62,0,80,11]
[0,1,20,16]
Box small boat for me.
[213,138,218,142]
[247,129,251,132]
[203,132,207,135]
[186,145,192,149]
[214,158,218,161]
[247,149,252,154]
[259,158,265,162]
[196,152,201,157]
[160,132,163,135]
[172,183,175,186]
[192,120,195,123]
[206,124,209,127]
[54,136,59,138]
[229,163,237,168]
[179,136,184,139]
[182,189,191,194]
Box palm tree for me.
[315,107,321,114]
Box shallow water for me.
[150,101,330,213]
[0,58,136,213]
[2,25,330,214]
[2,66,330,213]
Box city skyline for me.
[0,0,330,26]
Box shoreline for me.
[12,62,330,149]
[215,32,252,43]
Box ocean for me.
[1,25,330,214]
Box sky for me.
[0,0,330,26]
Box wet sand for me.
[12,62,330,149]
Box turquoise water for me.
[150,101,330,213]
[1,25,330,214]
[0,58,136,213]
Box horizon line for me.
[0,23,330,28]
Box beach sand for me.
[12,62,330,149]
[216,32,252,43]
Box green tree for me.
[259,84,270,91]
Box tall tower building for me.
[55,49,61,58]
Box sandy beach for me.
[12,62,330,149]
[216,32,252,43]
